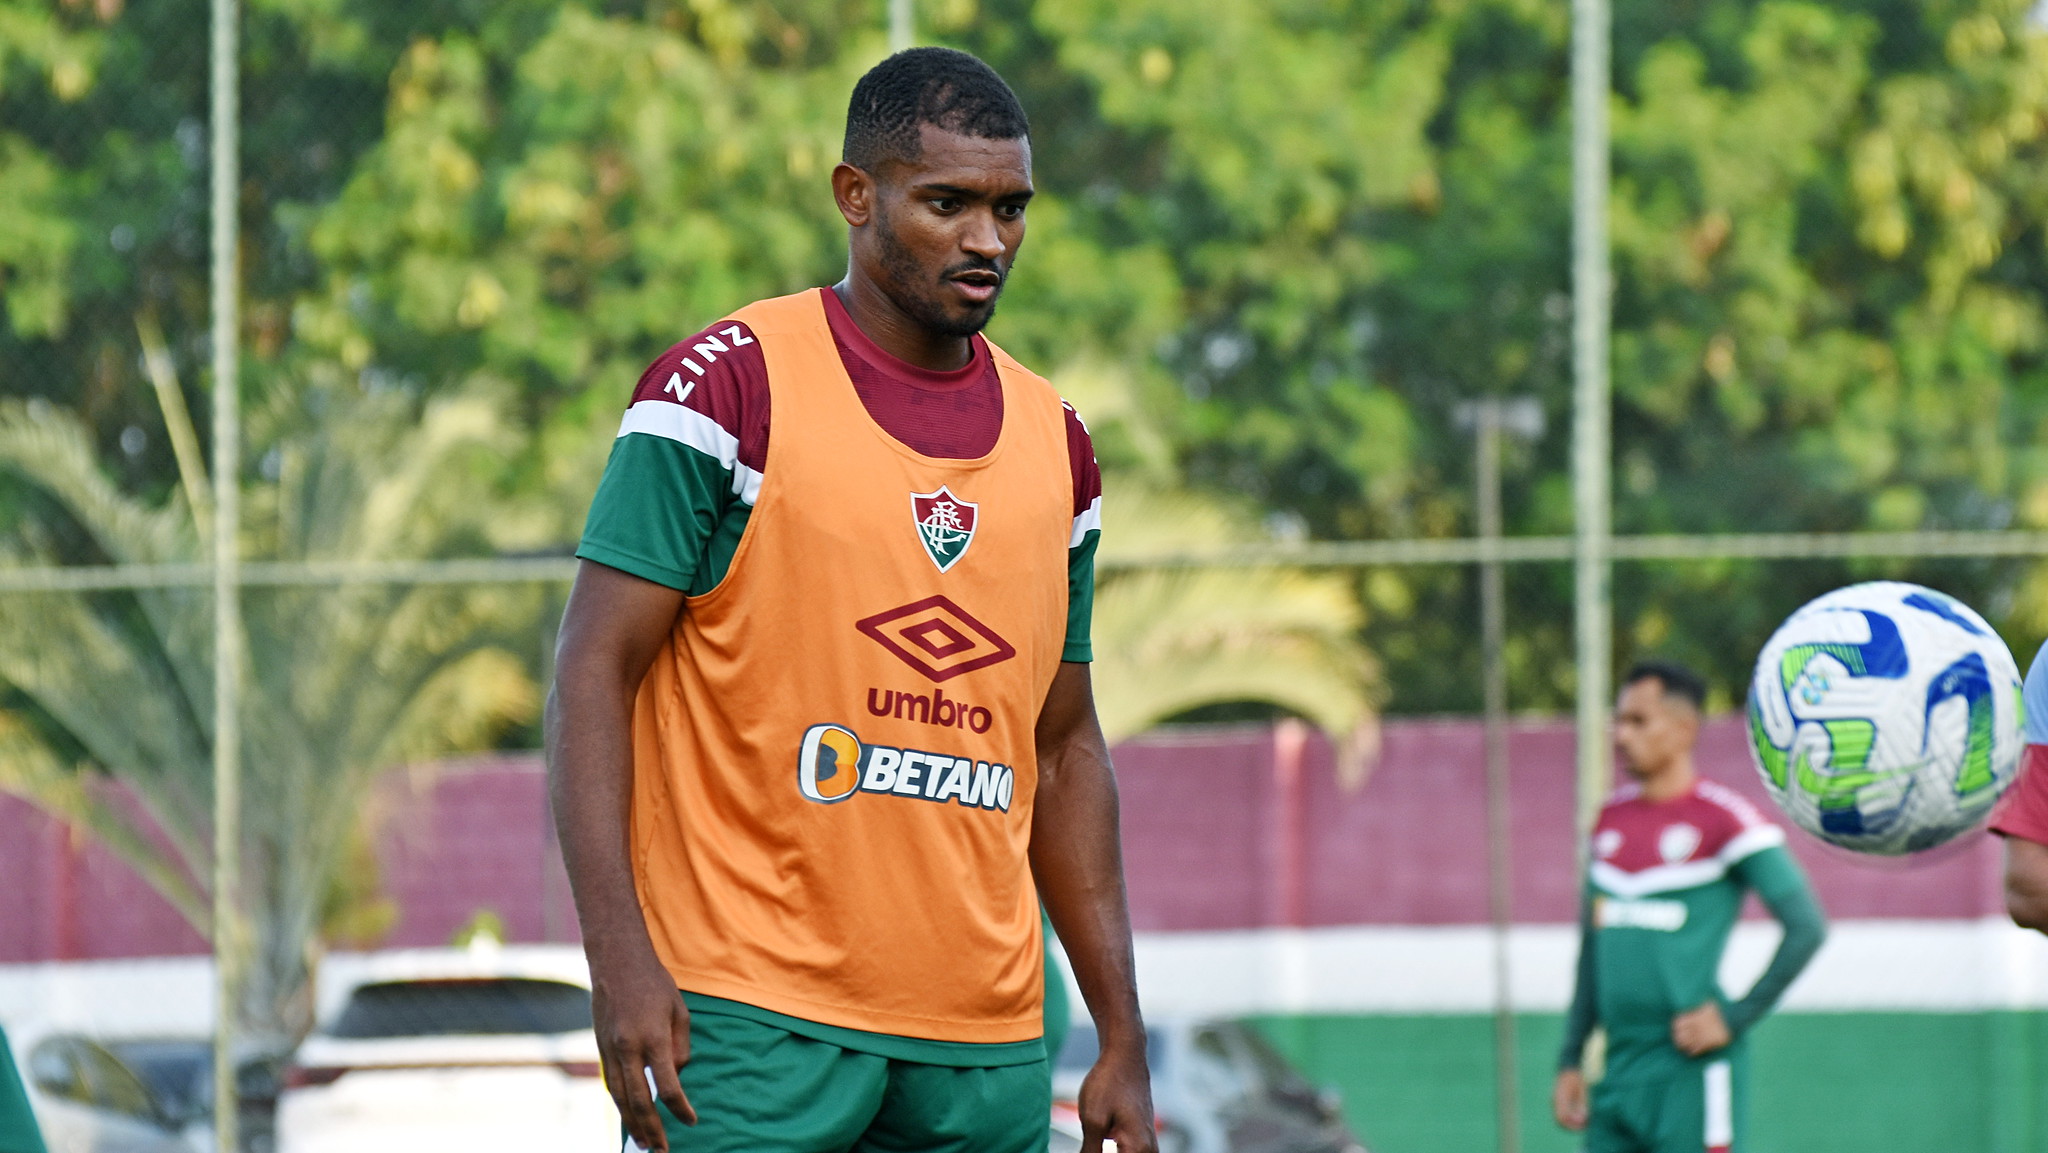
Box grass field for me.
[1254,1011,2048,1153]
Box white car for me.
[1052,1020,1367,1153]
[7,1024,197,1153]
[275,947,614,1153]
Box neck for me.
[1634,756,1697,803]
[831,276,973,372]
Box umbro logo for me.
[856,595,1015,682]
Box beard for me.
[873,206,1007,340]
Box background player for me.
[547,48,1153,1153]
[1553,661,1827,1153]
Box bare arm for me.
[546,560,693,1151]
[2005,836,2048,933]
[1031,661,1155,1153]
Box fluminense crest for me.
[910,486,978,573]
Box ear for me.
[832,163,874,228]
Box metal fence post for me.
[209,0,243,1144]
[1571,0,1613,841]
[889,0,912,52]
[1478,403,1519,1153]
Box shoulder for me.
[1060,399,1103,522]
[978,338,1101,520]
[726,289,831,339]
[982,338,1066,409]
[1595,784,1643,823]
[1696,779,1773,832]
[1695,780,1785,861]
[622,316,770,475]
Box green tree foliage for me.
[1600,0,2048,705]
[1061,363,1380,751]
[2,0,2046,712]
[1089,479,1381,751]
[0,381,539,1043]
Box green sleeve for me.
[1062,528,1098,663]
[0,1028,48,1153]
[1558,887,1599,1070]
[575,433,733,592]
[1725,844,1828,1036]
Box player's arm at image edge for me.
[1993,745,2048,933]
[1722,844,1827,1035]
[1557,889,1599,1071]
[547,560,698,1148]
[2004,837,2048,933]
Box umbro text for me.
[866,687,994,733]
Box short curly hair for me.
[843,47,1029,171]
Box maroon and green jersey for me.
[576,287,1102,659]
[1561,780,1825,1087]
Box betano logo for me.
[1594,896,1689,932]
[796,723,1016,812]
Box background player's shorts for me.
[641,1008,1051,1153]
[1585,1053,1744,1153]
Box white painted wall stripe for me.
[14,924,2048,1036]
[0,956,215,1036]
[1084,918,2048,1018]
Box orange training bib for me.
[627,290,1071,1042]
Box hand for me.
[590,949,696,1152]
[1671,1001,1732,1057]
[1078,1035,1157,1153]
[1552,1068,1589,1132]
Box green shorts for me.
[645,1006,1051,1153]
[1585,1054,1745,1153]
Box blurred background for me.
[3,0,2048,1150]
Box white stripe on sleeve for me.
[1717,823,1786,865]
[1070,495,1102,548]
[616,400,763,507]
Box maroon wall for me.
[0,718,2008,962]
[1115,718,2004,931]
[0,794,208,962]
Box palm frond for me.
[0,382,541,1042]
[1088,474,1381,753]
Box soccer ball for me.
[1746,581,2023,855]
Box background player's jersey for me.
[1989,640,2048,843]
[1584,781,1786,1084]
